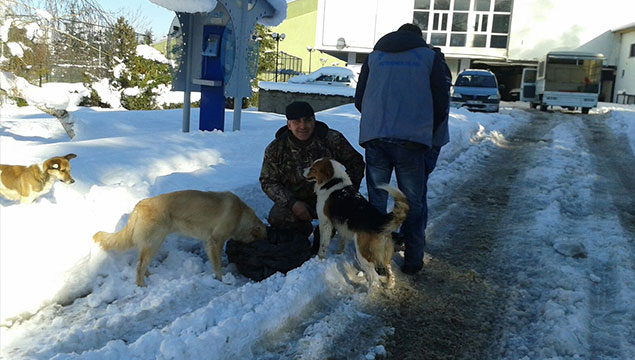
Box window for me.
[630,43,635,57]
[450,0,470,47]
[413,0,430,38]
[452,13,468,31]
[494,0,512,12]
[475,0,491,11]
[431,33,448,46]
[415,0,431,9]
[490,35,507,48]
[451,34,467,46]
[474,14,488,32]
[433,0,450,10]
[413,12,429,31]
[433,13,449,30]
[472,34,487,47]
[412,0,513,50]
[492,15,510,33]
[454,0,470,10]
[455,74,497,88]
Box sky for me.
[99,0,175,37]
[1,64,635,358]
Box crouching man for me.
[259,101,365,253]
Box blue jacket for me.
[355,30,450,148]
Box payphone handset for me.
[202,34,221,57]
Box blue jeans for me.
[364,139,440,269]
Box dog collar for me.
[320,178,343,190]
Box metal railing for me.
[616,93,635,105]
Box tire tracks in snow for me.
[376,110,560,359]
[580,113,635,359]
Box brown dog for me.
[0,153,77,204]
[93,190,267,287]
[304,158,409,289]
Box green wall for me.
[270,0,343,73]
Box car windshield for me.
[455,74,497,88]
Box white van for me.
[520,51,603,114]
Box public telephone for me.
[199,25,225,131]
[202,34,221,57]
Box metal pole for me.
[233,97,242,131]
[182,15,193,133]
[275,38,279,82]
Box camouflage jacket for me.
[260,121,365,209]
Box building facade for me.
[271,0,634,102]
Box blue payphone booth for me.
[171,0,278,132]
[198,25,225,131]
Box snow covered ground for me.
[1,99,634,359]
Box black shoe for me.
[400,264,422,275]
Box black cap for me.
[398,23,423,38]
[285,101,314,120]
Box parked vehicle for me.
[520,51,603,114]
[288,66,355,87]
[450,69,500,112]
[509,87,521,101]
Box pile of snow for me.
[0,72,198,110]
[136,44,169,64]
[0,71,88,110]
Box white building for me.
[311,0,634,102]
[578,22,635,104]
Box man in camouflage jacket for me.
[260,101,365,241]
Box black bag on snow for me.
[225,227,313,281]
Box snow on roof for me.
[258,81,355,97]
[148,0,287,26]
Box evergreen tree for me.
[256,24,275,79]
[109,17,136,66]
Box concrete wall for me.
[258,89,354,115]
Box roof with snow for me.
[148,0,287,27]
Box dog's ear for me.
[64,153,77,160]
[45,159,60,170]
[320,159,334,180]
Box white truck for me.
[520,51,604,114]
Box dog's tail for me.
[93,210,138,252]
[377,184,409,234]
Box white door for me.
[520,68,538,103]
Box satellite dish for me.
[336,37,346,50]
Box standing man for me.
[354,23,451,275]
[260,101,365,252]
